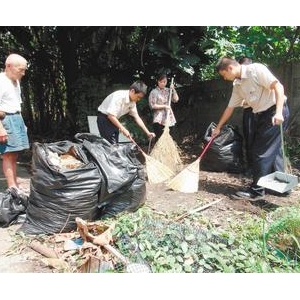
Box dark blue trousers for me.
[97,112,119,144]
[243,107,255,169]
[251,103,290,194]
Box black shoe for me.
[231,189,265,201]
[266,189,291,197]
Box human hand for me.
[0,134,8,144]
[0,128,8,144]
[121,128,131,138]
[170,83,175,90]
[148,132,156,139]
[272,114,284,126]
[165,105,171,110]
[0,111,6,120]
[211,128,220,138]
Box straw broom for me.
[150,78,182,172]
[129,136,174,184]
[167,137,215,193]
[150,125,182,172]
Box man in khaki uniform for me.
[238,56,254,174]
[212,57,289,200]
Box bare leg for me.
[2,152,19,188]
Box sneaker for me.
[266,189,291,197]
[231,189,265,201]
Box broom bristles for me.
[167,158,200,193]
[145,154,175,184]
[150,126,182,172]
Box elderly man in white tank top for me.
[0,53,29,194]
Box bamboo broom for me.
[150,78,182,172]
[167,137,215,193]
[129,136,174,184]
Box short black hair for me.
[130,80,147,95]
[157,73,167,82]
[238,56,253,65]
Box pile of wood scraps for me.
[27,218,149,273]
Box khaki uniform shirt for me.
[228,63,287,113]
[98,90,138,119]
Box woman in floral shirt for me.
[148,73,179,140]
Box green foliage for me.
[2,26,300,139]
[265,206,300,260]
[198,26,300,80]
[112,207,300,273]
[285,135,300,164]
[145,26,204,82]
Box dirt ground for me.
[0,159,299,273]
[146,171,300,226]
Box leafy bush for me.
[265,206,300,260]
[112,207,300,273]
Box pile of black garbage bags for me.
[0,133,146,234]
[201,122,244,174]
[1,122,245,234]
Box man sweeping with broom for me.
[97,80,174,184]
[97,80,155,144]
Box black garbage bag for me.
[76,133,139,193]
[20,141,102,235]
[75,133,146,217]
[97,163,146,218]
[0,187,28,227]
[200,122,244,173]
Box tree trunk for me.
[56,27,80,131]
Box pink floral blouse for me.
[148,87,177,126]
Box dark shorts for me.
[0,114,29,154]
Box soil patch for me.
[0,158,299,273]
[146,170,300,228]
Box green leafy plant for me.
[265,206,300,260]
[112,207,300,273]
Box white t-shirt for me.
[98,90,138,119]
[0,72,22,113]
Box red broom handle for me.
[198,137,215,160]
[128,136,146,155]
